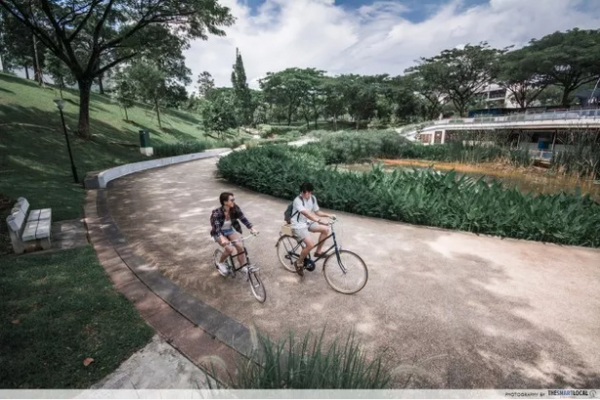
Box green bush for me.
[153,139,239,157]
[228,330,391,389]
[217,146,600,247]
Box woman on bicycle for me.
[210,192,258,276]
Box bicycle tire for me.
[323,250,368,294]
[248,271,267,303]
[276,235,300,273]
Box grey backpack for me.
[284,195,314,224]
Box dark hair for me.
[300,182,314,193]
[219,192,234,206]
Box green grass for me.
[0,246,154,388]
[0,72,227,220]
[226,330,391,389]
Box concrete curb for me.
[85,148,231,189]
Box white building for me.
[474,84,515,108]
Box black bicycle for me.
[275,219,368,294]
[213,234,266,303]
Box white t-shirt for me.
[222,219,233,231]
[291,195,320,229]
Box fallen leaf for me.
[11,320,19,325]
[83,358,94,367]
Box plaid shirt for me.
[209,206,253,237]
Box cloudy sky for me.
[185,0,600,90]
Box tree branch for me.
[96,51,137,75]
[66,0,104,43]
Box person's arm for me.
[237,207,257,232]
[312,197,336,221]
[210,209,228,243]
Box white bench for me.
[5,197,52,254]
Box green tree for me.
[408,42,504,117]
[125,60,190,128]
[0,0,233,139]
[45,49,75,98]
[231,48,253,126]
[497,48,546,109]
[197,71,215,98]
[259,68,324,126]
[525,28,600,107]
[321,77,347,131]
[202,91,237,139]
[112,69,136,121]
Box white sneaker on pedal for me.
[217,263,230,276]
[240,266,249,274]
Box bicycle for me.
[275,218,368,294]
[212,233,267,303]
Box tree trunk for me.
[32,36,43,86]
[98,75,105,95]
[333,116,338,131]
[77,78,93,139]
[154,98,162,128]
[24,65,30,80]
[124,106,129,121]
[287,104,293,126]
[561,89,572,107]
[59,84,63,99]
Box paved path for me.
[106,158,600,389]
[91,335,212,390]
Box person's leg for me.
[309,224,330,255]
[227,232,246,266]
[295,228,314,276]
[217,236,234,263]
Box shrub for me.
[153,139,238,157]
[217,146,600,248]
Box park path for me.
[106,158,600,389]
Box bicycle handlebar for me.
[214,232,259,245]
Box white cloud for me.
[184,0,600,90]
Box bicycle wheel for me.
[276,235,300,273]
[248,270,267,303]
[213,249,223,268]
[323,250,368,294]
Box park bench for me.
[5,197,52,254]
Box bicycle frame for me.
[219,234,256,273]
[280,222,344,267]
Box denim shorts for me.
[213,228,236,242]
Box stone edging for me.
[85,148,231,189]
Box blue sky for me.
[183,0,600,89]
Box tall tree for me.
[0,0,233,139]
[197,71,215,98]
[259,67,324,126]
[497,48,546,109]
[45,48,75,97]
[408,42,504,117]
[231,48,253,126]
[125,58,190,128]
[321,77,347,131]
[525,28,600,107]
[202,90,237,139]
[112,68,136,121]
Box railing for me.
[398,109,600,136]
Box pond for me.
[341,159,600,200]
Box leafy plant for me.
[217,146,600,248]
[227,330,392,389]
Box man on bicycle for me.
[210,192,258,276]
[291,182,336,276]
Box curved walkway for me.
[96,158,600,389]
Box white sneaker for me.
[240,266,249,275]
[217,263,230,276]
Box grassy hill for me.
[0,72,220,221]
